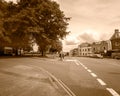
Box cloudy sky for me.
[5,0,120,51]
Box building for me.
[69,48,78,56]
[110,29,120,51]
[91,40,110,54]
[78,42,92,57]
[106,40,112,51]
[92,42,101,54]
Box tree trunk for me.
[41,51,44,56]
[41,50,46,57]
[14,48,18,56]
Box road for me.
[0,57,120,96]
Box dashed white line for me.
[80,64,86,67]
[73,59,120,96]
[90,73,97,77]
[87,69,92,73]
[77,61,84,66]
[75,61,79,66]
[84,67,88,70]
[97,78,106,86]
[106,88,120,96]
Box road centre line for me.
[87,69,92,73]
[90,73,97,77]
[74,59,120,96]
[74,60,98,78]
[74,61,79,66]
[106,88,120,96]
[80,64,86,67]
[97,78,106,86]
[84,67,88,69]
[77,61,87,68]
[73,59,89,70]
[77,61,84,66]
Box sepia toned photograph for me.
[0,0,120,96]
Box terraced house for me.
[91,40,111,54]
[78,42,92,57]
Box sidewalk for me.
[0,61,69,96]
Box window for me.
[88,48,90,51]
[118,33,120,37]
[103,47,106,50]
[115,42,120,46]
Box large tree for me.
[49,40,62,53]
[17,0,70,56]
[2,0,70,56]
[3,2,35,55]
[0,0,8,43]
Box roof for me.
[110,29,120,40]
[79,42,91,47]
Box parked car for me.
[91,54,103,59]
[112,52,120,59]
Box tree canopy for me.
[0,0,70,56]
[0,0,11,49]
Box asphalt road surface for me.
[0,57,120,96]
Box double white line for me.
[32,65,76,96]
[58,80,76,96]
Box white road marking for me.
[73,60,91,71]
[84,67,88,70]
[59,80,76,96]
[77,61,84,66]
[90,73,97,77]
[97,78,106,86]
[65,59,75,61]
[74,59,120,96]
[80,64,86,67]
[30,65,76,96]
[106,88,120,96]
[74,61,79,65]
[87,69,92,73]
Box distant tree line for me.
[0,0,70,56]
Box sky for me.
[5,0,120,52]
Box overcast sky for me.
[5,0,120,51]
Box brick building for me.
[91,40,110,54]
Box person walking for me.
[59,51,64,61]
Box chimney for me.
[115,29,119,33]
